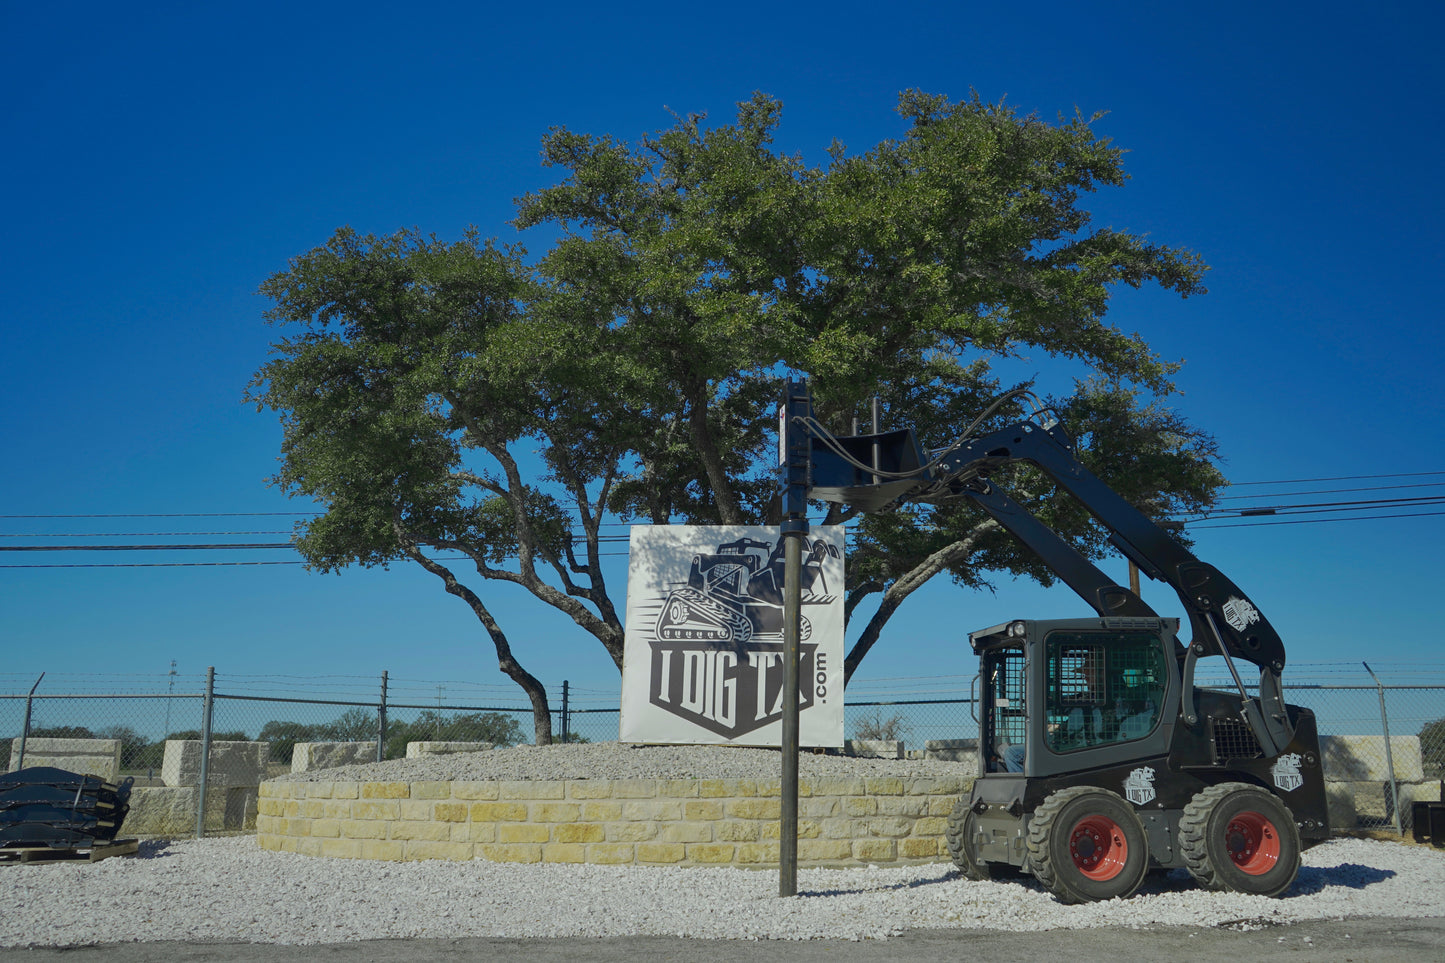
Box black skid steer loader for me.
[786,381,1328,903]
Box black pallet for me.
[1412,801,1445,846]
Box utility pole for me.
[163,660,177,736]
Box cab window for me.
[1043,631,1166,753]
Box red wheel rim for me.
[1068,815,1129,881]
[1225,810,1281,875]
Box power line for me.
[0,512,323,519]
[0,560,306,569]
[0,531,295,538]
[1180,494,1445,522]
[0,543,295,552]
[1190,510,1445,530]
[1225,471,1445,487]
[1217,480,1445,500]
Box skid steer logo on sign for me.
[1123,767,1157,806]
[620,526,845,746]
[1271,753,1304,792]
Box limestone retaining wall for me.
[256,774,970,867]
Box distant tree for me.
[257,720,326,764]
[324,707,379,742]
[95,725,154,771]
[165,729,249,742]
[382,710,523,759]
[849,709,912,743]
[27,725,95,739]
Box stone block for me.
[405,741,494,758]
[498,823,550,844]
[8,738,122,782]
[924,739,979,764]
[728,798,780,820]
[122,786,199,836]
[123,785,257,835]
[586,843,635,864]
[542,843,587,863]
[531,802,581,822]
[845,739,904,759]
[501,780,564,800]
[636,842,685,863]
[407,840,475,861]
[476,843,541,863]
[798,839,852,862]
[433,803,469,822]
[735,842,780,864]
[162,740,268,788]
[1325,783,1358,829]
[291,742,377,773]
[554,823,605,844]
[470,801,528,822]
[852,838,896,861]
[900,837,940,859]
[686,843,736,864]
[1321,735,1424,781]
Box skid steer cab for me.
[952,616,1329,903]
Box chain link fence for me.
[4,668,1441,839]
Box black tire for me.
[1179,782,1301,897]
[945,797,990,880]
[1026,786,1150,904]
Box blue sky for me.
[3,1,1442,713]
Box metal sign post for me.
[777,379,812,897]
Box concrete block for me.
[845,739,904,759]
[1321,735,1424,781]
[405,741,494,758]
[1339,780,1390,820]
[8,738,122,782]
[291,742,378,773]
[161,740,268,788]
[924,739,979,764]
[123,785,257,835]
[1325,783,1358,830]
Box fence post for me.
[1363,662,1402,834]
[561,680,570,745]
[15,673,44,770]
[195,666,215,840]
[377,670,388,763]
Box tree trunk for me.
[684,376,744,524]
[406,548,554,744]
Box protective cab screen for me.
[1044,630,1167,754]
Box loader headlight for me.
[1008,621,1026,638]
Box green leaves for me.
[251,90,1224,693]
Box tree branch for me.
[843,518,999,684]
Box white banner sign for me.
[619,525,845,747]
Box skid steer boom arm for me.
[792,384,1295,755]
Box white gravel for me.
[268,741,971,783]
[4,837,1442,946]
[4,744,1444,947]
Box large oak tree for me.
[249,92,1219,743]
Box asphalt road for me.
[4,918,1443,963]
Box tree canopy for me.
[249,91,1220,743]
